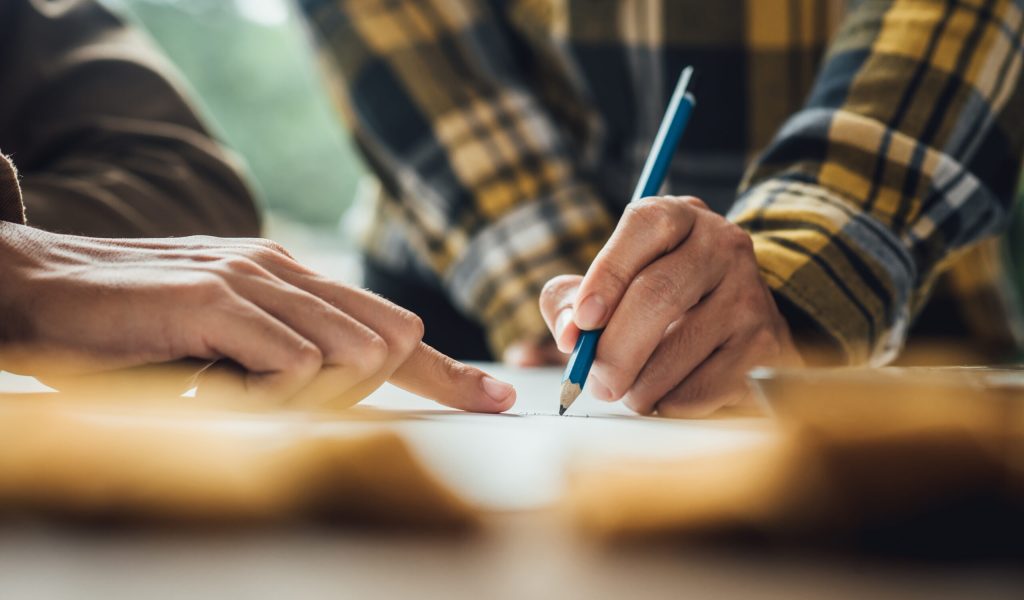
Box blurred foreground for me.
[2,364,1024,598]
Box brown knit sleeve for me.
[0,153,26,225]
[1,0,259,238]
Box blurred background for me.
[99,0,1024,319]
[100,0,365,278]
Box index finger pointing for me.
[389,343,516,413]
[574,197,700,330]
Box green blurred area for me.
[99,0,364,229]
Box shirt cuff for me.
[730,179,916,365]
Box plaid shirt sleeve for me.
[732,0,1024,365]
[300,0,614,354]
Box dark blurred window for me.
[101,0,364,229]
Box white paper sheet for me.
[354,365,773,510]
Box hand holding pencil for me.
[540,69,802,417]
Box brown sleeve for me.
[0,153,25,225]
[0,0,260,238]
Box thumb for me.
[539,274,583,352]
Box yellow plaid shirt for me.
[302,0,1024,363]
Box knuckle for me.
[595,257,634,293]
[625,201,678,239]
[246,246,303,272]
[633,270,683,305]
[223,238,298,267]
[626,198,667,231]
[722,223,754,255]
[403,309,426,340]
[682,196,710,211]
[249,246,288,265]
[289,342,324,374]
[258,238,291,256]
[394,309,425,352]
[353,333,389,375]
[239,237,291,255]
[374,301,424,357]
[218,255,264,276]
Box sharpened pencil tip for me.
[559,381,582,416]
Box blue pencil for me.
[559,67,697,416]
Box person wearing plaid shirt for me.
[301,0,1024,414]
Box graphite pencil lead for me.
[559,381,582,416]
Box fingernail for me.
[554,309,572,346]
[575,295,607,329]
[482,376,514,403]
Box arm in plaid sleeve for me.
[732,0,1024,365]
[301,0,614,354]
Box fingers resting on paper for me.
[1,226,514,413]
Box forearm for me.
[733,0,1024,364]
[21,132,259,238]
[733,179,913,365]
[0,221,40,349]
[0,155,29,348]
[3,0,260,238]
[305,0,614,353]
